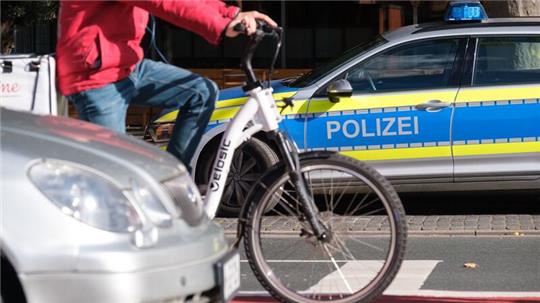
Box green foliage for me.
[1,1,59,26]
[1,1,59,53]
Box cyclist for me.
[56,0,276,171]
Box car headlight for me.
[130,179,172,228]
[162,173,205,226]
[28,159,142,233]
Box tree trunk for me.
[483,0,540,17]
[483,0,540,69]
[1,20,14,54]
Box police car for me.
[149,2,540,216]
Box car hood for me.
[1,108,184,187]
[154,80,299,124]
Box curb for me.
[223,228,540,237]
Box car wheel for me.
[197,137,278,217]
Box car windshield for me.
[285,35,388,88]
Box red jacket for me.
[56,0,238,95]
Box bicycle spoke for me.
[304,171,316,201]
[273,183,304,214]
[342,190,361,216]
[361,207,386,217]
[344,188,371,216]
[329,173,336,228]
[323,244,353,294]
[345,237,385,253]
[327,238,356,262]
[332,234,379,290]
[319,175,331,213]
[332,179,353,212]
[260,183,302,219]
[347,195,379,216]
[247,159,405,303]
[256,188,296,220]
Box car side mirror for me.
[326,79,353,103]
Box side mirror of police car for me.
[327,79,353,103]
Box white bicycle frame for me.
[203,86,283,219]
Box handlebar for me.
[233,21,278,36]
[233,21,283,90]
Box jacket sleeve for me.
[120,0,239,45]
[203,0,240,19]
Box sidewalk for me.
[216,215,540,236]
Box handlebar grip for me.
[233,22,246,33]
[259,21,275,34]
[233,20,276,35]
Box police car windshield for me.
[286,35,387,88]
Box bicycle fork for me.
[272,131,331,242]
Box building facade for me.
[11,1,538,70]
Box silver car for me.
[0,108,239,303]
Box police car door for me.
[453,36,540,182]
[306,38,467,182]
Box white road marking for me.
[239,259,540,298]
[322,244,354,294]
[384,260,442,295]
[304,260,440,295]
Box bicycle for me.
[203,22,407,303]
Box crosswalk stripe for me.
[305,260,440,294]
[239,259,540,298]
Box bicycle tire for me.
[243,152,407,303]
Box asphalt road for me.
[224,191,540,299]
[236,235,540,298]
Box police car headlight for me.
[29,159,142,233]
[162,173,205,226]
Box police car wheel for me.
[198,137,278,217]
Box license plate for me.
[216,250,241,302]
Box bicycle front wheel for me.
[244,153,406,303]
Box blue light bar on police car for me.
[445,1,488,22]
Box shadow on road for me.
[400,191,540,216]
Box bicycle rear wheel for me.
[244,153,406,303]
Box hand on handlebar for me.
[225,11,277,38]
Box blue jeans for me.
[67,59,217,171]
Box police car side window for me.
[344,39,460,93]
[474,37,540,86]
